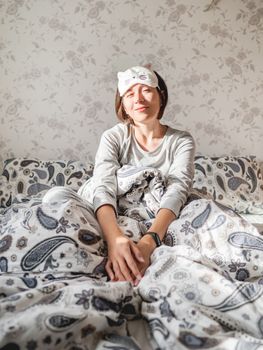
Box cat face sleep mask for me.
[117,66,159,97]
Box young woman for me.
[43,66,195,286]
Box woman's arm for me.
[139,208,176,250]
[135,134,195,280]
[146,207,176,240]
[79,127,122,215]
[159,133,196,217]
[79,126,144,284]
[139,133,195,253]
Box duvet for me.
[1,165,263,350]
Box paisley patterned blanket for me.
[1,166,263,350]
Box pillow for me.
[0,175,11,207]
[193,156,263,214]
[0,158,94,208]
[260,161,263,177]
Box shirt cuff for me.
[158,199,183,218]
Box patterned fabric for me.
[0,197,105,275]
[1,187,263,348]
[0,158,93,208]
[193,156,263,214]
[140,199,263,348]
[1,156,263,216]
[117,165,166,220]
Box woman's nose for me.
[135,91,144,103]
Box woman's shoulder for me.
[166,126,195,150]
[166,125,194,140]
[103,123,130,138]
[101,123,130,142]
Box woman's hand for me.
[133,235,156,285]
[106,233,145,285]
[96,205,144,284]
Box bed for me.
[0,155,263,350]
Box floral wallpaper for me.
[0,0,262,172]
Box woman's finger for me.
[116,258,134,283]
[112,261,126,281]
[125,252,142,281]
[105,260,115,281]
[134,265,148,286]
[130,243,145,263]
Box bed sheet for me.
[1,166,263,349]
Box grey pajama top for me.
[78,123,196,217]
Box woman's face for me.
[122,83,161,124]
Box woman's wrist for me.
[144,231,162,247]
[105,228,124,246]
[139,234,157,252]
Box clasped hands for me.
[105,232,156,286]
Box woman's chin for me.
[132,115,158,125]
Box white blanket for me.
[1,166,263,349]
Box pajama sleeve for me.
[92,130,121,216]
[78,129,121,216]
[159,132,195,217]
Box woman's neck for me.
[132,122,167,142]
[131,122,168,152]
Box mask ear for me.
[117,72,124,79]
[144,63,152,70]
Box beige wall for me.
[0,0,262,169]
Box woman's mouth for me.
[135,106,148,112]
